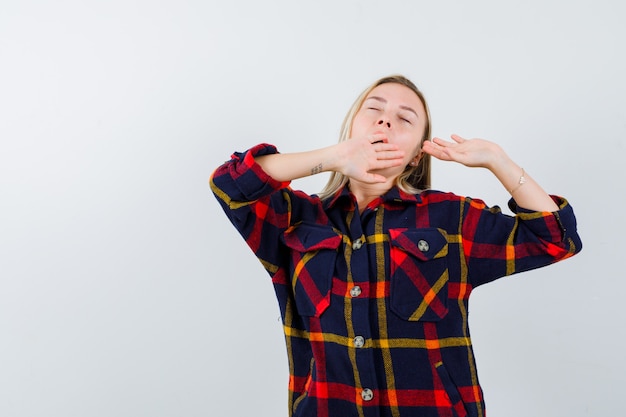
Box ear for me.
[409,152,423,167]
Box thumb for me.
[364,172,388,183]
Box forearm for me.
[423,136,561,212]
[254,144,340,182]
[489,152,559,212]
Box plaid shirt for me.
[210,144,582,417]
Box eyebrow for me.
[365,96,419,119]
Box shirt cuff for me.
[228,143,291,200]
[508,196,579,243]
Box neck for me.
[349,179,394,212]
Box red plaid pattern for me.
[210,144,582,417]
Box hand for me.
[421,134,505,170]
[337,134,406,183]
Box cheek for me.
[399,132,423,154]
[350,114,370,136]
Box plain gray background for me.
[1,0,624,416]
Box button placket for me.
[346,216,376,402]
[353,336,365,348]
[349,285,362,297]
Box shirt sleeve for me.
[210,143,317,277]
[461,195,582,288]
[210,143,290,203]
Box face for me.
[350,82,428,169]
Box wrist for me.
[483,146,526,192]
[484,143,510,173]
[327,141,349,175]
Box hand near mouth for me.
[251,133,404,184]
[337,134,405,183]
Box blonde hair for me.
[318,75,432,200]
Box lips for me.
[372,131,386,144]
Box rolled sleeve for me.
[508,196,581,249]
[211,143,290,205]
[465,195,582,287]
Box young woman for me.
[210,75,582,417]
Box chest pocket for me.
[282,223,342,317]
[389,228,449,321]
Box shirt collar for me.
[322,185,353,210]
[323,183,423,210]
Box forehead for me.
[365,83,425,113]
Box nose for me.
[377,119,391,128]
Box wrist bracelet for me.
[509,168,526,194]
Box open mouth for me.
[372,140,384,144]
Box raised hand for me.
[422,134,559,211]
[421,134,505,170]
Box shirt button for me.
[417,239,430,252]
[349,285,362,297]
[352,238,363,250]
[354,336,365,348]
[361,388,374,401]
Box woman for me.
[210,75,582,417]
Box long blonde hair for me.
[318,75,432,200]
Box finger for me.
[371,174,388,183]
[375,150,405,160]
[421,140,437,153]
[374,156,405,168]
[362,172,388,183]
[450,134,465,143]
[430,137,450,147]
[373,142,400,152]
[422,141,452,161]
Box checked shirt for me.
[210,144,582,417]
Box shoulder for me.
[418,189,466,204]
[420,189,498,210]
